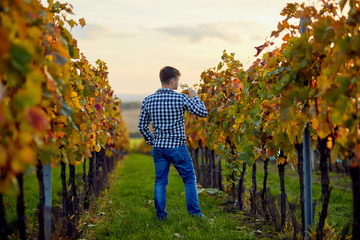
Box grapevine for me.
[185,0,360,238]
[0,0,129,238]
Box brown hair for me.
[159,66,181,85]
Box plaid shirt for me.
[138,88,208,148]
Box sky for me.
[64,0,310,97]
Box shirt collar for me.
[157,88,174,93]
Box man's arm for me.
[184,89,208,117]
[138,100,154,145]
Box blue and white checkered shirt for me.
[138,88,208,148]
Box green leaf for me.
[244,86,249,96]
[222,121,230,131]
[239,151,251,163]
[61,28,73,44]
[82,85,88,97]
[9,44,31,75]
[68,44,80,59]
[60,99,74,116]
[55,53,68,65]
[298,58,307,68]
[337,76,350,91]
[338,36,351,53]
[13,86,41,110]
[67,19,78,28]
[68,115,79,131]
[39,149,52,165]
[351,34,360,52]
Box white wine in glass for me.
[179,82,189,90]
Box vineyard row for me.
[0,1,129,239]
[184,1,360,239]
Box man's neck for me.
[161,85,174,90]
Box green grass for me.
[129,137,143,150]
[3,148,352,238]
[81,153,259,240]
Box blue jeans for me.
[152,145,202,219]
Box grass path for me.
[80,153,267,240]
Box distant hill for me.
[117,95,142,136]
[122,107,141,137]
[121,101,142,110]
[117,94,151,138]
[117,94,147,103]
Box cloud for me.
[72,23,136,40]
[156,23,242,43]
[155,21,269,44]
[108,32,137,38]
[72,24,107,40]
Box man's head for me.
[159,66,181,90]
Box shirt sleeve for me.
[184,95,208,117]
[138,100,154,145]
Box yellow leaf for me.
[71,129,81,145]
[311,118,319,130]
[105,149,113,157]
[0,175,19,196]
[89,138,96,148]
[80,123,87,131]
[254,152,261,160]
[235,115,244,124]
[54,131,65,139]
[327,136,333,149]
[79,18,86,27]
[63,84,72,100]
[330,143,340,163]
[287,152,297,166]
[71,91,82,109]
[10,158,25,173]
[19,147,34,164]
[18,131,33,147]
[94,144,101,152]
[61,149,69,164]
[337,126,349,146]
[312,117,330,139]
[277,157,286,165]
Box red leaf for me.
[0,104,4,123]
[254,41,274,57]
[26,107,49,132]
[0,27,10,55]
[254,44,266,57]
[94,103,103,111]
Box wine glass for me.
[179,82,189,90]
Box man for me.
[138,66,208,220]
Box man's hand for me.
[188,88,197,98]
